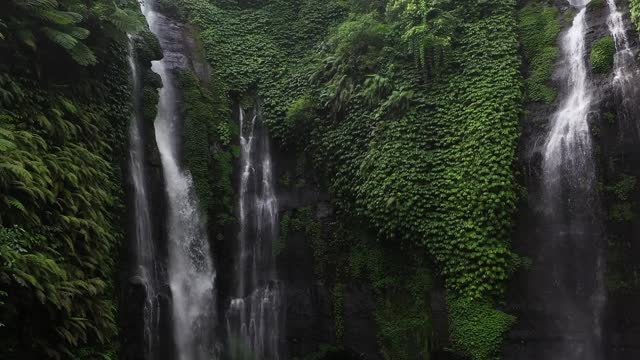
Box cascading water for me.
[605,0,640,135]
[127,36,160,360]
[140,1,218,359]
[539,0,605,358]
[225,105,283,360]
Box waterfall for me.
[127,35,160,360]
[139,1,218,359]
[539,0,605,358]
[226,105,283,360]
[605,0,640,135]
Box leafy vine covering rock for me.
[590,35,616,74]
[178,0,522,358]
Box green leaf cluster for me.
[590,35,616,74]
[517,0,560,103]
[176,66,236,235]
[448,297,515,360]
[0,0,143,66]
[630,0,640,32]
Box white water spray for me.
[543,2,593,182]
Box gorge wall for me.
[125,0,640,358]
[4,0,640,359]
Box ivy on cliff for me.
[630,0,640,32]
[590,35,615,74]
[310,4,522,357]
[517,0,560,103]
[178,0,522,359]
[177,68,236,231]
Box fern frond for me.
[68,42,97,66]
[38,10,82,26]
[65,26,90,40]
[15,0,59,10]
[42,27,78,49]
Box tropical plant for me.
[0,0,142,65]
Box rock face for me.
[505,1,640,359]
[250,140,384,359]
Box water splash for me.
[140,1,218,359]
[226,105,283,360]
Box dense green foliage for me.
[631,0,640,32]
[518,0,560,103]
[0,0,142,66]
[177,0,522,358]
[176,65,236,234]
[590,35,616,74]
[448,298,515,360]
[0,0,142,358]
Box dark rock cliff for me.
[270,142,383,360]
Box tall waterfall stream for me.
[539,0,605,358]
[139,1,218,359]
[225,105,283,360]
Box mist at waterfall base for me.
[225,105,284,360]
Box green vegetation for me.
[178,70,217,213]
[448,298,516,360]
[1,0,560,358]
[606,174,637,222]
[176,0,522,358]
[518,1,561,103]
[176,61,235,235]
[604,171,640,295]
[631,0,640,32]
[0,0,143,358]
[350,241,433,359]
[0,0,142,66]
[590,35,616,74]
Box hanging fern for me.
[0,0,143,66]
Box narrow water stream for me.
[605,0,640,136]
[225,105,283,360]
[127,35,160,360]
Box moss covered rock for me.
[590,35,616,74]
